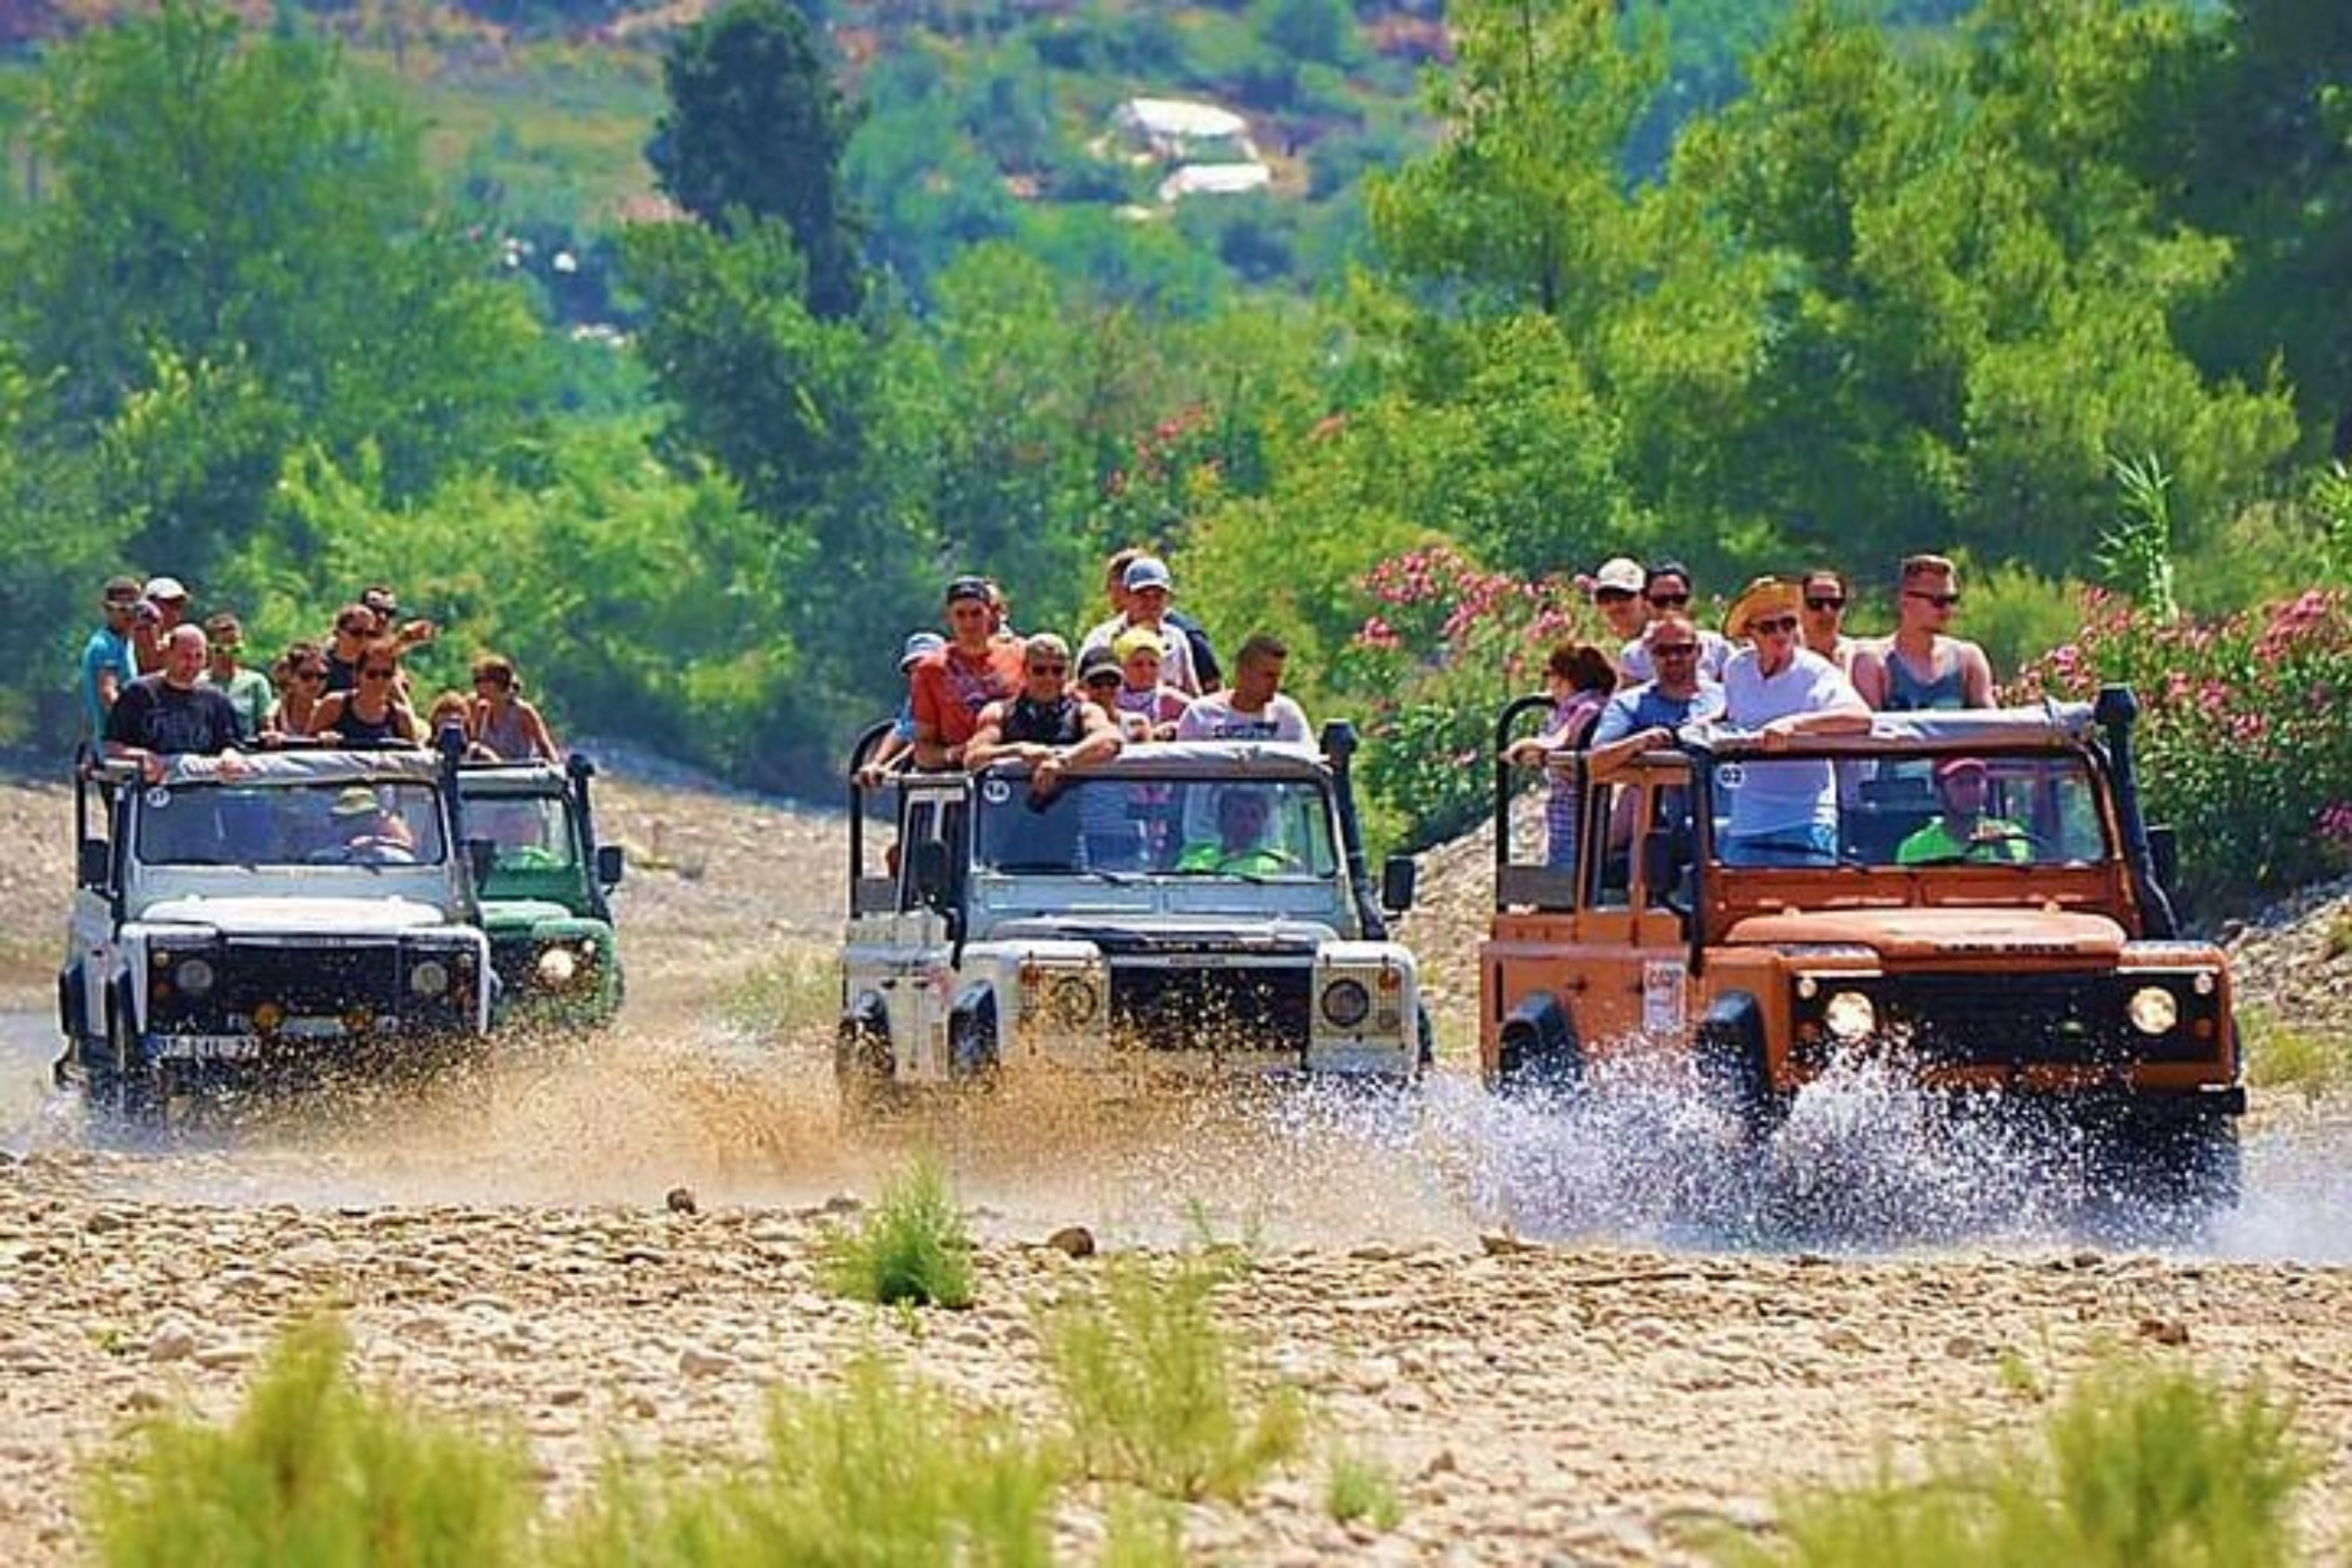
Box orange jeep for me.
[1480,686,2241,1206]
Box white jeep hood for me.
[133,896,460,936]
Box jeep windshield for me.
[1697,746,2112,870]
[973,775,1341,882]
[134,778,451,868]
[465,793,581,892]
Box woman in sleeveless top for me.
[1504,642,1618,869]
[469,654,561,761]
[311,642,421,746]
[264,640,330,743]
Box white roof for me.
[1119,97,1249,139]
[1157,163,1273,202]
[154,748,444,788]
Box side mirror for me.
[1381,855,1418,913]
[595,844,626,887]
[77,837,110,889]
[910,838,953,906]
[466,838,496,887]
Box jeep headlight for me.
[2128,985,2180,1036]
[172,956,216,996]
[1823,990,1877,1042]
[1048,974,1100,1027]
[410,958,451,999]
[535,945,580,989]
[1320,978,1372,1029]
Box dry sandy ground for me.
[2,759,2350,1563]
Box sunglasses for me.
[294,668,327,681]
[1905,590,1962,609]
[1804,596,1845,612]
[361,668,397,681]
[1028,662,1068,676]
[1594,588,1637,605]
[337,622,372,635]
[1085,673,1123,689]
[1750,615,1799,635]
[1652,643,1700,658]
[1646,591,1690,609]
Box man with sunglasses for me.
[1851,553,1994,710]
[963,634,1122,788]
[1797,567,1862,675]
[78,576,144,743]
[1616,559,1732,684]
[1713,576,1872,865]
[1586,614,1727,772]
[910,575,1029,770]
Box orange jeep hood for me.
[1727,906,2128,961]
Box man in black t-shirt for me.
[107,624,245,781]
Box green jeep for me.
[458,755,625,1029]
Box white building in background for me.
[1156,163,1273,202]
[1108,96,1274,205]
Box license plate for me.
[152,1035,263,1061]
[278,1016,350,1039]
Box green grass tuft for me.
[87,1316,534,1568]
[543,1352,1061,1568]
[1716,1359,2311,1568]
[1326,1447,1404,1530]
[1042,1253,1306,1501]
[1100,1492,1188,1567]
[2241,1004,2352,1095]
[818,1154,977,1309]
[718,943,840,1042]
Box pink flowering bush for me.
[2015,587,2352,908]
[1339,544,1605,846]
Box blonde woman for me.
[469,655,560,761]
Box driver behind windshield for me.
[327,784,416,862]
[1177,788,1290,875]
[1896,758,2030,864]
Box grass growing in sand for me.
[1717,1359,2312,1567]
[1326,1446,1405,1530]
[2241,1004,2352,1096]
[817,1153,976,1309]
[87,1317,535,1567]
[542,1354,1060,1568]
[716,944,838,1042]
[1041,1252,1306,1501]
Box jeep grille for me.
[1799,971,2215,1070]
[1108,963,1312,1053]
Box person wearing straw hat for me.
[1714,575,1870,865]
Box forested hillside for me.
[3,0,2348,902]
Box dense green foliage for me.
[2,0,2348,883]
[816,1152,978,1308]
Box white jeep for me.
[839,727,1426,1111]
[57,748,494,1112]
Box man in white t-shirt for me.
[1175,633,1311,743]
[1713,576,1871,865]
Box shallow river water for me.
[5,1009,2348,1261]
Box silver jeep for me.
[839,726,1425,1112]
[57,748,494,1112]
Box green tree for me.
[4,0,542,517]
[647,0,867,319]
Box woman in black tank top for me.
[312,643,420,747]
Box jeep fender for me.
[1494,991,1581,1096]
[1696,991,1786,1142]
[948,985,999,1078]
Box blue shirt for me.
[1589,679,1726,748]
[78,625,132,740]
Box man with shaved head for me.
[105,624,245,781]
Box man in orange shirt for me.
[910,575,1027,769]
